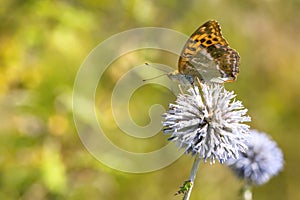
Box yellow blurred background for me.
[1,0,299,199]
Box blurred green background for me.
[1,0,299,199]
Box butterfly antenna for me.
[144,62,170,73]
[142,73,167,82]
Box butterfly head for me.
[167,70,194,85]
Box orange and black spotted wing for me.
[177,20,239,83]
[178,20,228,74]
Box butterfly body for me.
[170,20,240,84]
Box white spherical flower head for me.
[226,130,284,185]
[162,84,251,163]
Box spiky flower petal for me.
[162,84,251,163]
[226,130,284,185]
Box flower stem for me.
[183,156,201,200]
[242,182,252,200]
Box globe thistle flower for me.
[162,84,251,163]
[226,130,284,185]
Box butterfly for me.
[168,20,240,84]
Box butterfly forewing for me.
[176,20,239,84]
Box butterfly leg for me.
[196,77,202,90]
[178,84,185,95]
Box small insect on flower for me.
[162,83,251,163]
[226,130,284,185]
[174,180,193,196]
[169,20,240,85]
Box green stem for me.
[182,156,201,200]
[243,182,252,200]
